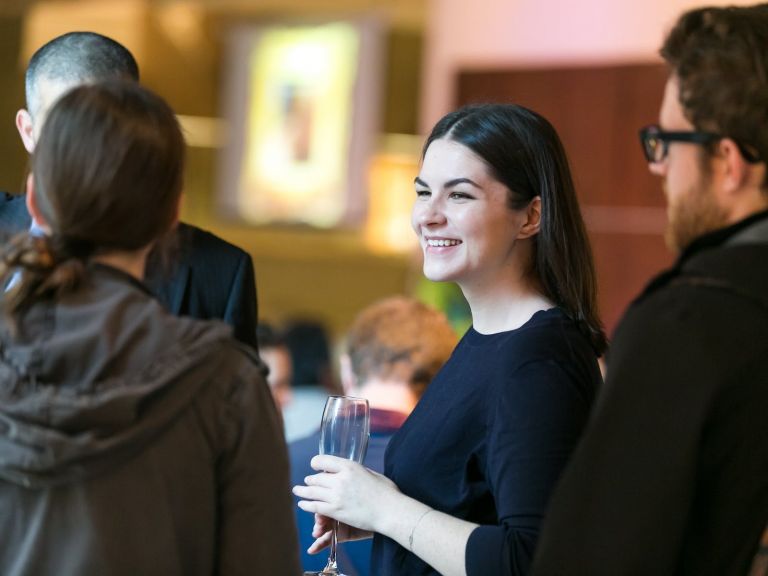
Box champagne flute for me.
[304,395,370,576]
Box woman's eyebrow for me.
[414,176,481,188]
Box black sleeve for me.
[531,303,705,576]
[466,359,594,576]
[224,252,259,352]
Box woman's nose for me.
[414,197,447,227]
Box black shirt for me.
[372,308,602,575]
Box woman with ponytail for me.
[0,81,300,575]
[294,104,605,576]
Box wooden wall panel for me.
[457,64,672,334]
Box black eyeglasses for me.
[638,124,761,164]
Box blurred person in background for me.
[257,322,293,411]
[0,31,258,348]
[291,296,457,575]
[281,318,341,441]
[0,81,299,575]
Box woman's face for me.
[412,138,530,288]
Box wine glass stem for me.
[324,520,339,573]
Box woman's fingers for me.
[309,454,349,472]
[296,498,338,516]
[292,462,364,503]
[306,529,333,554]
[312,513,333,538]
[292,482,333,502]
[302,470,337,488]
[294,459,399,533]
[307,519,370,547]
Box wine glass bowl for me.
[320,397,369,462]
[304,395,370,576]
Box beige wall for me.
[421,0,761,132]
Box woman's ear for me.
[25,173,51,234]
[517,196,542,239]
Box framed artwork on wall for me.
[218,18,382,228]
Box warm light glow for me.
[21,0,146,66]
[155,2,206,54]
[177,115,227,149]
[365,134,422,254]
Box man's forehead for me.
[659,76,693,131]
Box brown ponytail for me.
[1,232,92,328]
[0,80,184,329]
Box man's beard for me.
[665,179,728,253]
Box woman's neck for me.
[460,271,554,334]
[92,248,150,281]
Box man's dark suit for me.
[1,192,258,349]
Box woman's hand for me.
[293,454,401,534]
[304,514,372,554]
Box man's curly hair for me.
[661,4,768,181]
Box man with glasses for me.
[532,5,768,575]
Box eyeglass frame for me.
[638,124,761,164]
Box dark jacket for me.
[0,264,300,575]
[0,192,258,349]
[532,211,768,576]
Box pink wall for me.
[421,0,757,132]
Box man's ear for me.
[25,173,50,233]
[517,196,542,240]
[16,109,36,154]
[715,138,749,194]
[713,138,767,216]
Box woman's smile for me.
[412,138,525,287]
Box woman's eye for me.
[415,189,431,198]
[449,191,473,200]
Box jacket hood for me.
[638,210,768,308]
[0,265,248,488]
[681,211,768,301]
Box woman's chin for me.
[422,267,458,283]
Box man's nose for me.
[648,160,667,177]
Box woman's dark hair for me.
[424,103,606,354]
[0,80,184,322]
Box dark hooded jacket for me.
[533,211,768,576]
[0,264,300,575]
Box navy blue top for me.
[291,408,408,575]
[371,308,602,576]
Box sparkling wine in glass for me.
[304,395,370,576]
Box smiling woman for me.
[413,138,539,315]
[293,103,606,576]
